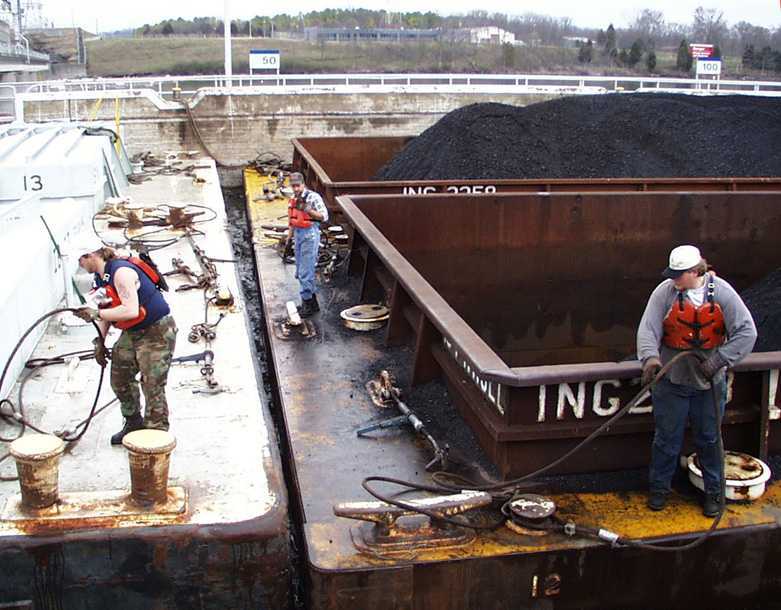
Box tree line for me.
[135,7,781,73]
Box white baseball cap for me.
[662,245,702,279]
[68,235,106,258]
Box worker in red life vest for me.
[637,245,756,516]
[71,238,178,445]
[287,172,328,317]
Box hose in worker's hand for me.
[0,308,109,479]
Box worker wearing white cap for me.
[637,245,756,516]
[70,237,177,446]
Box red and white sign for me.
[689,43,714,59]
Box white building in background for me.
[468,27,519,45]
[562,36,590,48]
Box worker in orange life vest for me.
[71,238,178,445]
[287,172,328,317]
[637,245,756,516]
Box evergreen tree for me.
[646,51,657,72]
[501,42,515,69]
[578,40,593,64]
[604,24,616,56]
[628,40,643,66]
[161,22,174,36]
[742,44,755,68]
[676,38,693,71]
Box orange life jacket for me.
[662,274,726,350]
[98,257,164,330]
[288,198,313,229]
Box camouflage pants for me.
[110,315,177,430]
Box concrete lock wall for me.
[22,91,560,165]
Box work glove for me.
[699,352,727,379]
[73,307,100,322]
[92,337,109,367]
[641,356,662,387]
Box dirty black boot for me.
[110,413,144,446]
[298,298,315,318]
[702,493,722,517]
[310,293,320,312]
[646,491,668,511]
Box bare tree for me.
[691,6,728,45]
[631,9,665,41]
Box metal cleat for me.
[334,491,491,556]
[272,302,317,341]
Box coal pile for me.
[374,94,781,180]
[741,268,781,353]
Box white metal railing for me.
[0,40,50,63]
[0,85,16,123]
[12,72,781,99]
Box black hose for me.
[360,351,728,551]
[431,351,698,494]
[0,308,108,479]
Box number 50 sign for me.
[250,49,280,74]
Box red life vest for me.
[288,198,313,229]
[662,274,726,350]
[98,257,163,330]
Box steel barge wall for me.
[338,190,781,477]
[293,136,781,215]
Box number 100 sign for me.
[696,59,722,76]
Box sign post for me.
[689,43,720,90]
[249,49,281,82]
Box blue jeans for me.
[293,225,320,300]
[649,377,726,496]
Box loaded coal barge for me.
[241,123,781,609]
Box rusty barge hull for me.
[340,190,781,478]
[292,135,781,216]
[0,518,289,608]
[246,169,781,609]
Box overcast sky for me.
[43,0,781,33]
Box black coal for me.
[374,94,781,181]
[742,268,781,353]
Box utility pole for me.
[224,0,233,79]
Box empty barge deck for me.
[245,169,781,610]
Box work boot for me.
[110,413,144,446]
[647,491,668,511]
[298,298,315,318]
[702,493,722,518]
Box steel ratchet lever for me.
[172,350,214,364]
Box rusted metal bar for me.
[292,136,781,215]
